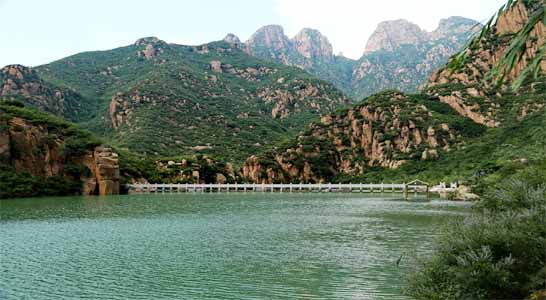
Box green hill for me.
[3,38,348,162]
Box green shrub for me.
[406,162,546,300]
[0,166,81,199]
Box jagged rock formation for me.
[0,65,93,121]
[245,25,354,91]
[242,91,481,183]
[244,18,479,100]
[0,104,119,196]
[245,26,334,68]
[427,1,546,127]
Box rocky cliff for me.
[0,65,94,121]
[242,91,482,183]
[352,17,480,99]
[0,102,120,197]
[427,1,546,127]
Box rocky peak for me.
[430,16,480,40]
[292,28,333,61]
[1,64,37,81]
[223,33,242,45]
[246,25,291,52]
[364,19,426,53]
[134,36,164,46]
[134,37,167,59]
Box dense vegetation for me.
[406,159,546,300]
[404,1,546,298]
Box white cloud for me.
[274,0,505,59]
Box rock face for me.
[86,147,120,195]
[0,65,93,121]
[244,19,478,100]
[292,28,334,63]
[427,1,546,127]
[242,91,475,183]
[0,112,120,196]
[364,19,427,53]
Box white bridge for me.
[126,180,430,199]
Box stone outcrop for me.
[135,37,167,59]
[257,80,347,119]
[83,147,120,195]
[0,114,119,196]
[243,91,467,183]
[427,1,546,127]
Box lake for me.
[0,193,469,299]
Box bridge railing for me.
[125,182,430,199]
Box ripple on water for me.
[0,194,470,299]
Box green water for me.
[0,193,469,299]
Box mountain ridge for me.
[242,17,480,100]
[2,38,349,162]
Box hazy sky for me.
[0,0,506,67]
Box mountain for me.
[242,1,545,185]
[2,38,348,161]
[243,17,479,100]
[0,65,94,121]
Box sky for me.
[0,0,506,67]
